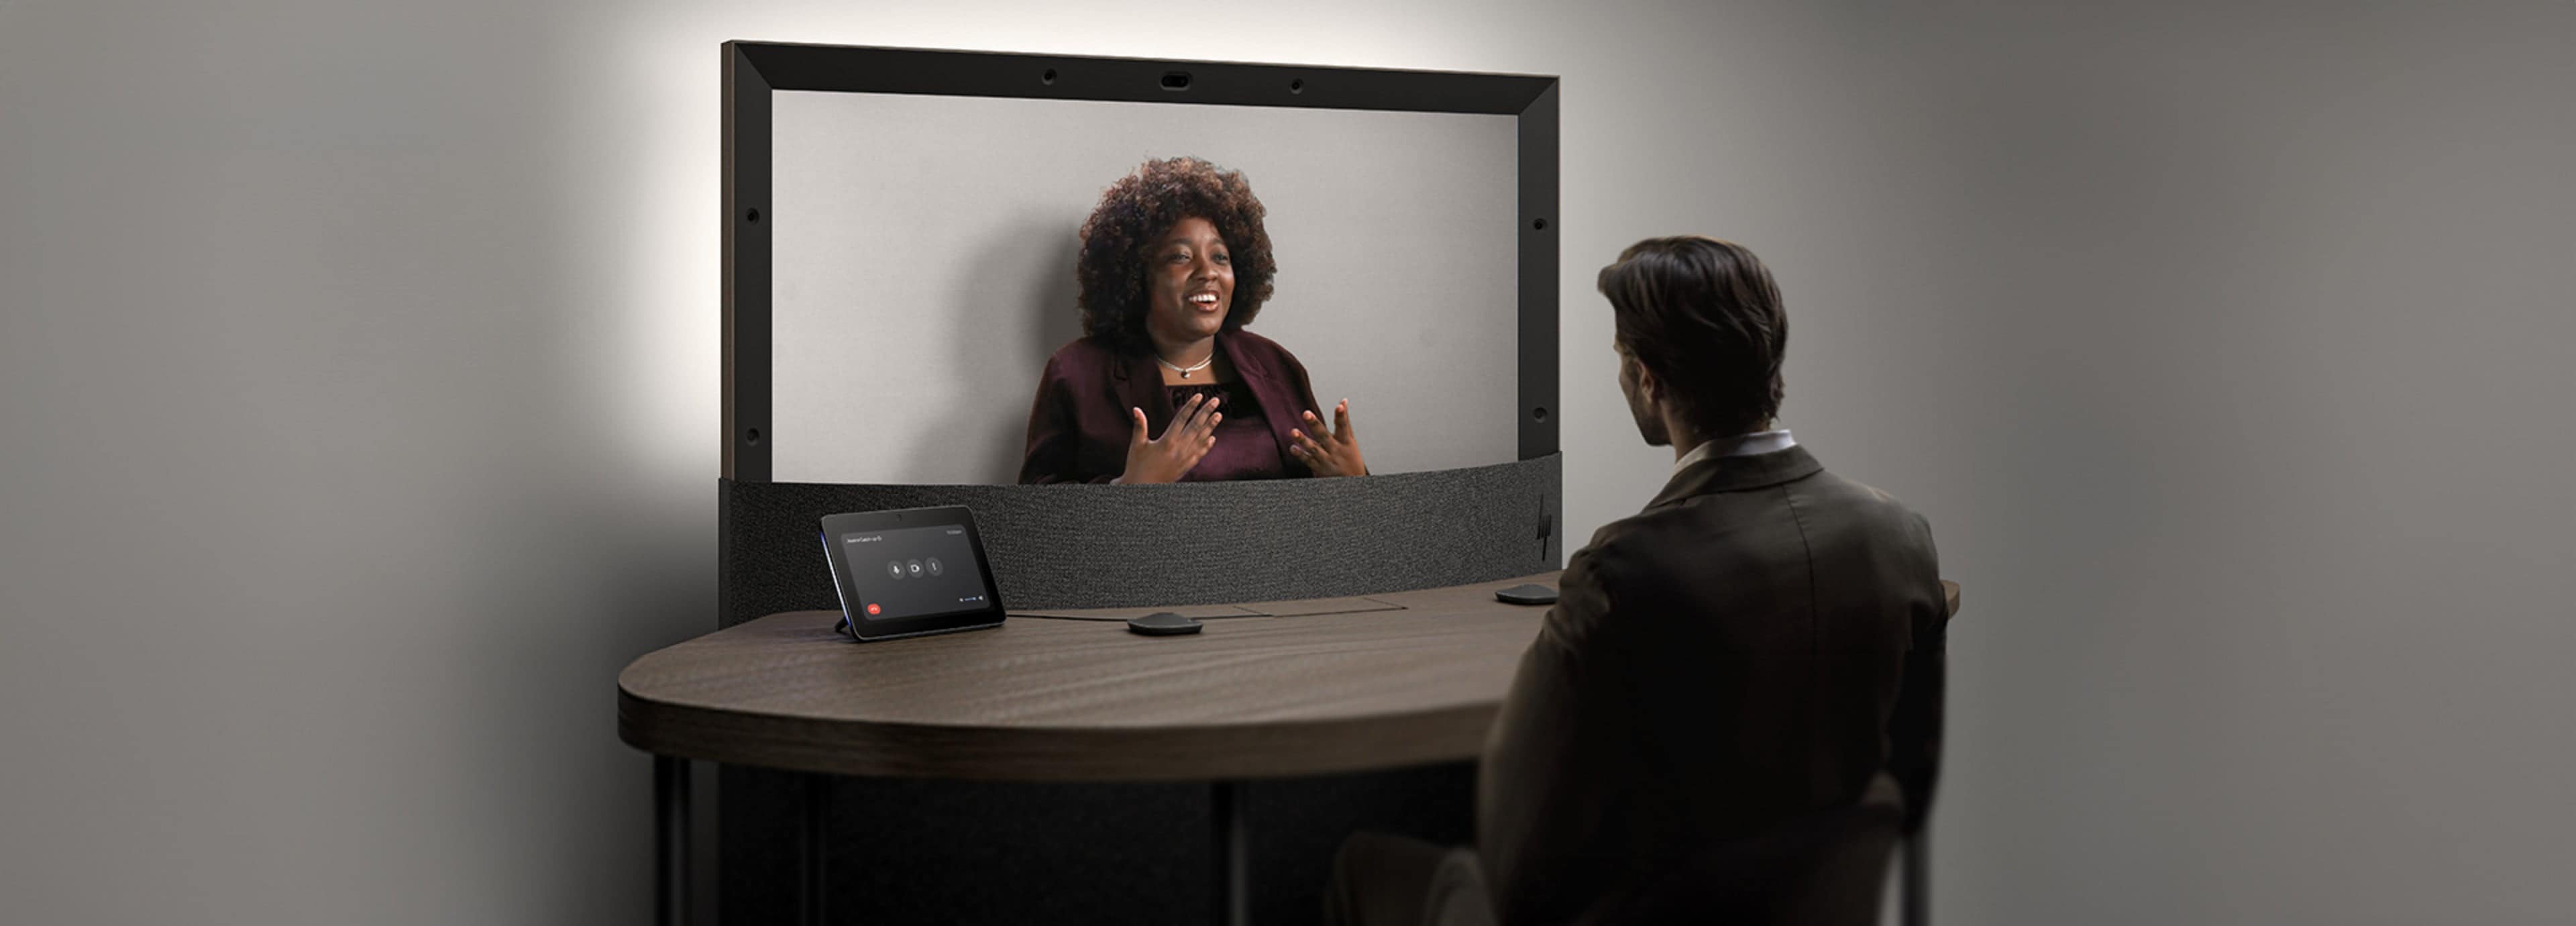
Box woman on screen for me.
[1019,156,1368,484]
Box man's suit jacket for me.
[1018,329,1322,484]
[1477,446,1944,925]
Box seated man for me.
[1330,237,1947,925]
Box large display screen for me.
[769,91,1523,484]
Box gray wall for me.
[2,1,2567,924]
[771,92,1521,484]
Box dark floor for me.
[720,761,1479,925]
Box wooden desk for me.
[619,575,1961,925]
[621,571,1559,926]
[621,573,1562,782]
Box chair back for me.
[1576,774,1904,925]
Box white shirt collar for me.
[1672,428,1796,476]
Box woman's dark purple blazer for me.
[1019,329,1324,484]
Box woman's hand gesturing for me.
[1289,399,1368,477]
[1112,394,1221,484]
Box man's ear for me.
[1631,360,1658,407]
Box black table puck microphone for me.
[1495,584,1558,606]
[1126,611,1205,636]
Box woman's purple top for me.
[1164,380,1286,481]
[1020,330,1324,484]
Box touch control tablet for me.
[818,506,1007,641]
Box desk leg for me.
[655,756,690,926]
[1902,828,1929,926]
[1212,779,1249,926]
[802,773,826,926]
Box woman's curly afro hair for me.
[1075,156,1277,356]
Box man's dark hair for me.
[1596,236,1788,439]
[1075,157,1279,356]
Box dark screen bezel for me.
[818,505,1008,640]
[720,40,1560,482]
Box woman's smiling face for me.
[1142,215,1235,346]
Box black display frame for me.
[720,40,1561,482]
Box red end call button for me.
[865,603,881,616]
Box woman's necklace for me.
[1155,348,1216,380]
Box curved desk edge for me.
[620,573,1964,782]
[619,690,1497,782]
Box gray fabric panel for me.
[720,454,1560,627]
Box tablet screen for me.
[835,524,994,621]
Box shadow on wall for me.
[911,210,1083,486]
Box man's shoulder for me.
[1560,503,1737,611]
[1582,472,1803,557]
[1573,464,1935,595]
[1792,468,1937,543]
